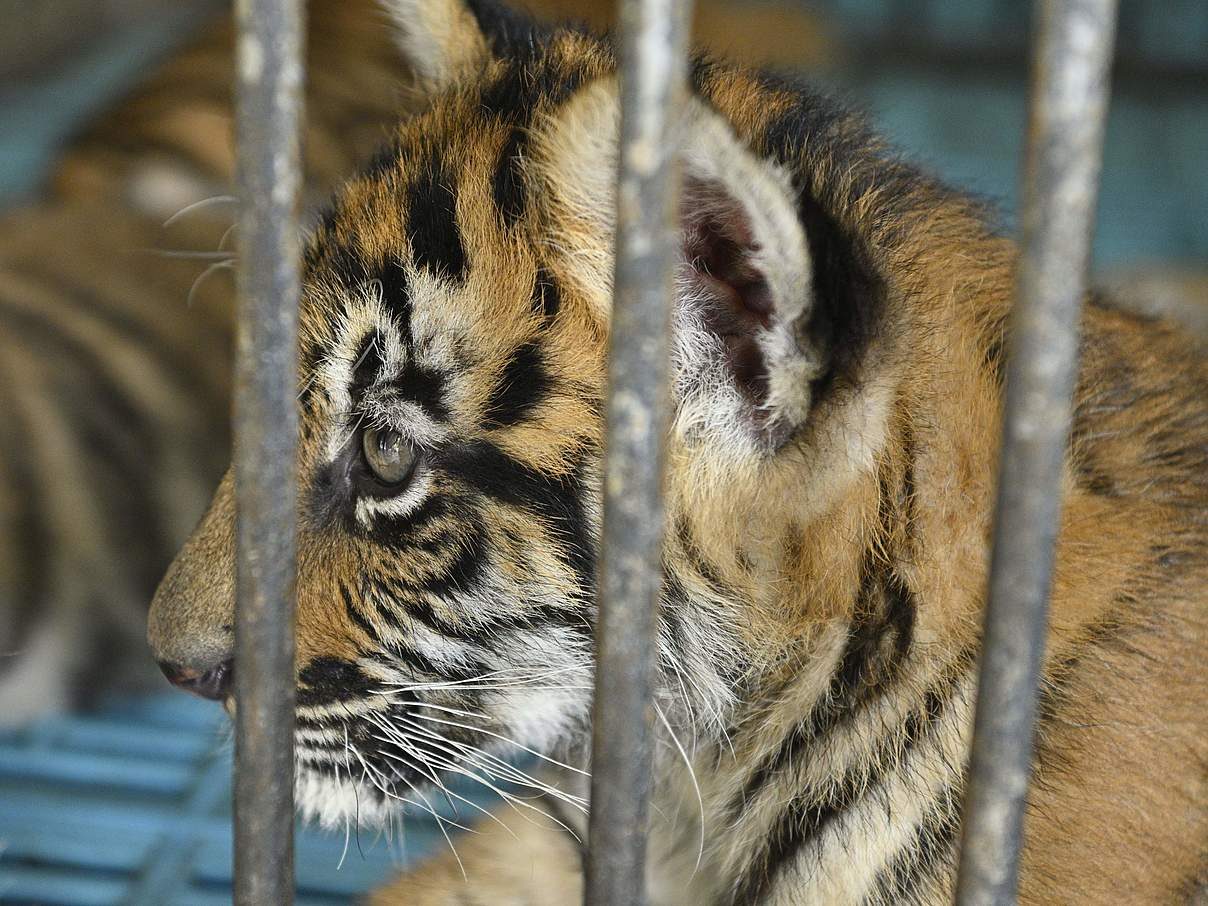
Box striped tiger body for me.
[147,2,1208,903]
[50,0,411,223]
[0,205,233,720]
[0,0,411,721]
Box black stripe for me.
[729,657,968,906]
[493,128,528,227]
[901,427,919,545]
[659,575,693,667]
[350,330,384,397]
[532,267,561,320]
[731,563,916,818]
[438,441,596,590]
[482,340,551,428]
[478,56,588,123]
[757,79,853,169]
[297,656,378,708]
[341,580,383,644]
[371,637,483,684]
[415,526,489,599]
[374,567,502,645]
[406,162,467,281]
[747,78,910,411]
[398,363,451,422]
[375,257,412,340]
[367,493,461,543]
[675,516,735,600]
[475,54,589,229]
[375,538,586,646]
[465,0,550,62]
[983,310,1009,387]
[365,139,404,180]
[348,580,489,683]
[371,572,469,641]
[794,190,886,409]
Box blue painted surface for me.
[0,11,208,208]
[807,0,1208,268]
[0,695,437,905]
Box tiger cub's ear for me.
[382,0,536,91]
[537,81,831,450]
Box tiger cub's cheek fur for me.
[151,0,892,825]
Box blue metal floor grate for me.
[0,694,450,905]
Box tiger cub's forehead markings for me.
[477,47,598,229]
[314,284,405,456]
[366,24,608,233]
[317,274,474,457]
[404,157,468,281]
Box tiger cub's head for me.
[149,0,1001,825]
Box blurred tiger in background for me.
[0,0,832,722]
[0,0,410,722]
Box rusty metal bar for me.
[954,2,1117,904]
[231,0,304,903]
[583,0,692,903]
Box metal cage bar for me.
[231,0,305,903]
[583,1,692,903]
[954,2,1118,904]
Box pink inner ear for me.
[682,176,774,326]
[682,177,774,413]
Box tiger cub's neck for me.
[658,616,977,906]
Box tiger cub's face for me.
[149,0,891,826]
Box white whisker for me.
[395,717,587,813]
[186,260,234,308]
[656,701,705,874]
[162,193,238,227]
[403,711,591,778]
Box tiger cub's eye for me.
[361,426,416,486]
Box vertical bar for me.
[954,2,1117,904]
[584,1,692,904]
[232,0,304,904]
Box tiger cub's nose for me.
[157,658,233,701]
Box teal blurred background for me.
[2,0,1204,268]
[822,0,1207,271]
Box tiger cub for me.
[0,0,409,721]
[147,1,1207,903]
[1,0,830,724]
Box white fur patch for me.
[382,0,488,89]
[0,618,72,728]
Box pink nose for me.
[157,658,233,701]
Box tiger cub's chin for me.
[295,765,394,830]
